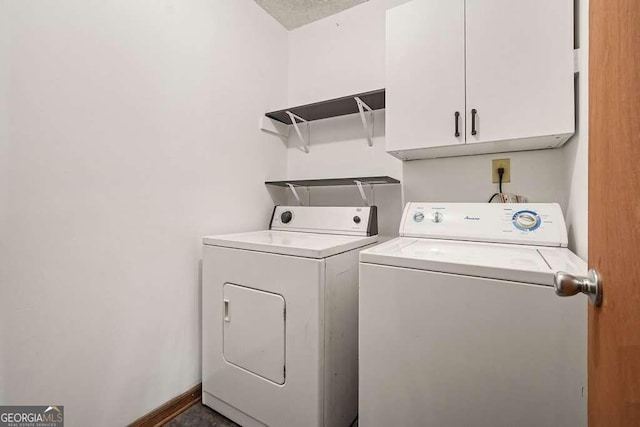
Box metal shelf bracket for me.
[354,180,374,207]
[287,183,305,206]
[286,111,310,153]
[355,97,374,147]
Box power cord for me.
[487,167,505,203]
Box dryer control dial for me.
[512,210,541,231]
[413,212,425,223]
[431,212,444,223]
[280,210,293,224]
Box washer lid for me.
[204,230,378,259]
[359,237,586,286]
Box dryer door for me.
[223,284,285,384]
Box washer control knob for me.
[353,216,361,224]
[517,214,537,229]
[431,212,444,223]
[512,210,541,231]
[280,210,293,224]
[413,212,425,223]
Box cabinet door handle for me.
[454,111,460,137]
[471,109,478,136]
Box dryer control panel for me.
[270,206,378,237]
[400,203,568,247]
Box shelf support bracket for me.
[354,180,370,207]
[354,97,374,147]
[286,111,310,153]
[287,183,304,206]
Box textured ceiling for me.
[255,0,369,30]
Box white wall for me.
[287,0,410,106]
[562,0,589,260]
[287,111,399,180]
[0,5,8,245]
[402,150,567,205]
[286,0,588,255]
[0,1,288,425]
[285,0,407,236]
[285,110,402,236]
[0,6,8,405]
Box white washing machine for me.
[202,206,378,427]
[359,203,587,427]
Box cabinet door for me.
[386,0,466,154]
[465,0,575,144]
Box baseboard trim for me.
[129,383,202,427]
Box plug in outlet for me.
[492,159,511,183]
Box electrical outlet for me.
[492,158,511,183]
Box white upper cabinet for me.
[386,0,575,160]
[386,0,466,153]
[465,0,575,144]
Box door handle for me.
[224,299,230,322]
[554,269,603,306]
[454,111,460,137]
[471,109,478,136]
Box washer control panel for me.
[401,203,568,247]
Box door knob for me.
[554,269,603,306]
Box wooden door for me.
[465,0,574,144]
[589,0,640,425]
[385,0,465,153]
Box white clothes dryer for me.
[202,206,378,427]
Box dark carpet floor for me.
[165,403,240,427]
[165,403,359,427]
